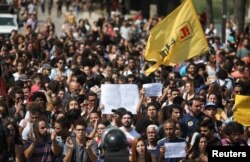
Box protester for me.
[156,119,186,162]
[0,1,249,161]
[186,134,208,162]
[130,137,153,162]
[24,118,60,161]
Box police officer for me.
[101,127,129,162]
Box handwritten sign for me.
[100,84,139,114]
[164,142,186,158]
[143,83,162,97]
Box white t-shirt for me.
[120,26,131,40]
[22,122,31,141]
[13,72,21,81]
[119,126,141,142]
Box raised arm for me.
[51,131,61,156]
[136,88,146,119]
[63,137,74,162]
[24,132,36,159]
[86,140,98,162]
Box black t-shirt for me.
[0,119,7,157]
[208,137,222,146]
[188,74,205,89]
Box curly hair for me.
[224,122,244,136]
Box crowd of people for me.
[0,0,250,162]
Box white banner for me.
[143,83,162,97]
[100,84,139,114]
[164,142,186,158]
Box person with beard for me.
[24,119,61,161]
[186,62,205,89]
[119,111,140,145]
[66,98,80,112]
[111,107,127,127]
[221,121,247,146]
[237,37,250,64]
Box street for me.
[36,1,105,36]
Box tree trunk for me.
[206,0,214,24]
[157,0,181,17]
[166,0,181,15]
[221,0,227,43]
[234,0,246,33]
[140,0,151,19]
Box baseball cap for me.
[227,36,235,43]
[42,63,51,70]
[121,110,133,118]
[204,102,217,109]
[113,27,119,31]
[111,107,127,117]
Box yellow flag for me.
[144,0,209,76]
[234,95,250,126]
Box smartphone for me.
[56,136,63,143]
[30,123,33,133]
[85,136,91,141]
[29,123,34,140]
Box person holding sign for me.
[156,119,186,162]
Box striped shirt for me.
[24,139,54,162]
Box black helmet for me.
[102,127,128,152]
